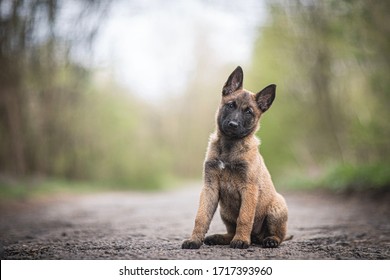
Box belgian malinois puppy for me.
[182,66,288,249]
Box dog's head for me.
[217,66,276,139]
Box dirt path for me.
[1,184,389,259]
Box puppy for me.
[182,66,288,249]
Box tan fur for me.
[182,67,288,249]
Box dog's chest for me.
[216,158,247,195]
[205,156,248,183]
[204,155,249,214]
[218,170,242,214]
[219,158,248,182]
[217,160,226,170]
[219,159,242,174]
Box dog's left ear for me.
[222,66,243,96]
[256,84,276,113]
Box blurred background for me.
[1,0,389,198]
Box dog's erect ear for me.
[222,66,243,96]
[256,84,276,113]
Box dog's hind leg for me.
[261,194,288,248]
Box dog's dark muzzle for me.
[228,120,239,129]
[222,120,247,138]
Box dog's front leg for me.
[182,184,219,249]
[230,185,258,249]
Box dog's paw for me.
[204,235,219,246]
[262,237,279,248]
[204,234,231,246]
[181,239,202,249]
[230,239,249,249]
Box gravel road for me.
[1,184,389,259]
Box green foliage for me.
[1,0,170,190]
[2,0,389,194]
[0,178,103,201]
[282,163,390,193]
[248,0,390,192]
[27,67,174,189]
[0,177,144,202]
[319,163,390,192]
[2,38,175,190]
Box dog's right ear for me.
[222,66,243,96]
[256,84,276,113]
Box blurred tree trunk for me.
[0,0,111,178]
[304,3,346,163]
[1,88,26,175]
[0,0,42,176]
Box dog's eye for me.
[245,107,253,115]
[227,102,235,109]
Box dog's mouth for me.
[221,121,250,139]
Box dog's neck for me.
[216,131,259,156]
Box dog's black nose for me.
[228,121,239,129]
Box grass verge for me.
[0,175,179,202]
[278,162,390,193]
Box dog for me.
[182,66,288,249]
